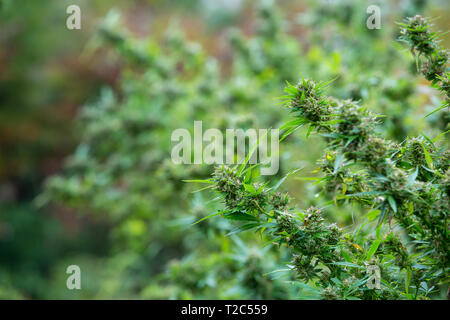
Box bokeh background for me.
[0,0,449,299]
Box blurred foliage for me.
[0,0,448,299]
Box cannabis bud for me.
[285,78,330,122]
[270,192,290,211]
[400,15,435,55]
[212,166,243,208]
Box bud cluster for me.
[400,15,449,101]
[284,78,330,123]
[203,15,449,300]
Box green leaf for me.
[272,168,302,191]
[405,268,412,294]
[424,103,448,118]
[377,203,387,227]
[387,196,397,213]
[243,164,258,183]
[366,239,382,260]
[333,153,345,174]
[346,191,385,198]
[341,250,352,262]
[243,183,256,194]
[183,179,214,184]
[280,123,305,141]
[279,118,307,131]
[376,224,382,240]
[333,262,363,269]
[226,223,259,236]
[295,177,319,181]
[420,131,435,148]
[264,268,292,279]
[432,129,450,143]
[192,211,223,225]
[366,209,381,221]
[191,185,215,193]
[223,212,259,221]
[300,91,306,104]
[420,142,434,170]
[407,167,418,186]
[305,123,314,139]
[238,129,269,176]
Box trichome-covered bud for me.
[292,255,317,281]
[303,207,325,233]
[285,78,330,122]
[326,223,342,245]
[270,192,290,211]
[242,182,268,211]
[399,15,435,55]
[336,100,375,138]
[213,166,243,208]
[321,286,339,300]
[276,211,298,235]
[359,136,395,169]
[422,50,448,82]
[383,233,411,269]
[402,137,435,178]
[438,72,450,98]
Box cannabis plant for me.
[197,16,448,300]
[37,0,444,299]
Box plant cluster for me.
[18,0,446,299]
[399,15,450,120]
[199,15,449,299]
